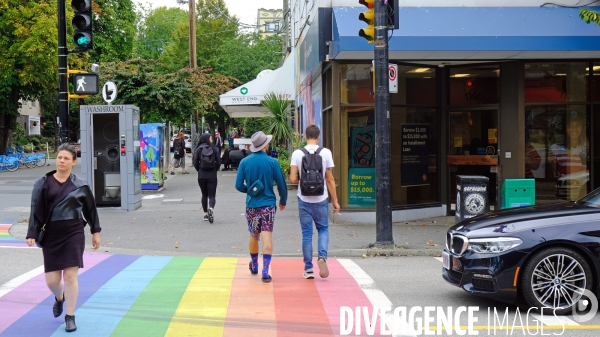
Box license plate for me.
[442,251,450,270]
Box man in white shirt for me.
[290,125,340,279]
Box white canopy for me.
[219,54,295,118]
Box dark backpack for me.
[299,147,325,196]
[198,144,216,169]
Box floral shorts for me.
[246,206,276,240]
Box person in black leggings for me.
[193,133,221,223]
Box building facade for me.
[257,8,284,36]
[17,100,41,136]
[287,0,600,223]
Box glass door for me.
[447,109,499,213]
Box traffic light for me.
[387,0,399,30]
[71,0,93,52]
[358,0,375,44]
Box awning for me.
[332,6,600,61]
[220,54,295,118]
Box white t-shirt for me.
[290,144,334,203]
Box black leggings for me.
[197,178,217,212]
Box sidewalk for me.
[139,159,453,257]
[7,157,454,257]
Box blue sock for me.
[250,253,258,272]
[262,254,272,278]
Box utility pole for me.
[58,0,69,144]
[189,0,199,141]
[373,0,393,247]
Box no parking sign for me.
[389,64,398,93]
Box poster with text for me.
[348,168,376,207]
[401,124,430,186]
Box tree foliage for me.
[86,0,137,62]
[262,93,294,146]
[83,59,238,125]
[133,6,188,60]
[214,33,283,84]
[0,0,59,153]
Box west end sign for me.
[220,93,293,106]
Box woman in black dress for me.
[26,143,101,333]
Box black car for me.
[443,188,600,314]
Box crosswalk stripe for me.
[0,265,44,299]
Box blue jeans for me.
[298,198,329,271]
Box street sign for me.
[72,73,99,95]
[388,64,398,93]
[103,81,118,103]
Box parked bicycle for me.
[0,155,20,172]
[7,147,38,168]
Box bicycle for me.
[0,155,20,172]
[9,147,38,168]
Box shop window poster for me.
[401,124,430,187]
[351,125,375,168]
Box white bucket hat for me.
[250,131,273,152]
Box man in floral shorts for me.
[235,131,288,282]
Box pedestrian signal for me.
[71,0,93,51]
[358,0,375,44]
[72,73,99,95]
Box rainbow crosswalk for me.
[0,253,387,337]
[0,224,29,247]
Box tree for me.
[0,0,58,153]
[133,6,188,60]
[262,93,294,146]
[86,0,137,62]
[214,33,283,84]
[83,59,238,125]
[159,0,239,72]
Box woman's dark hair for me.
[57,143,77,160]
[199,133,212,146]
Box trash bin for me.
[456,175,489,223]
[501,179,535,209]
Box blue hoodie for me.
[235,151,287,208]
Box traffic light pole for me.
[373,0,393,247]
[58,0,69,144]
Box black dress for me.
[42,175,85,272]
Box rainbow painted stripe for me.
[0,254,384,336]
[0,224,29,248]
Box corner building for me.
[287,0,600,223]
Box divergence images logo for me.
[240,87,248,95]
[572,289,598,323]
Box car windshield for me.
[575,188,600,208]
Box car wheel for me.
[520,247,592,315]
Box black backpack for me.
[299,147,325,196]
[198,144,216,169]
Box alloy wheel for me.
[530,253,587,310]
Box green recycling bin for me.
[501,179,535,209]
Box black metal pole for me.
[58,0,69,144]
[374,0,393,246]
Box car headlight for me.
[467,237,523,254]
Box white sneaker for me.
[303,269,314,279]
[318,257,329,278]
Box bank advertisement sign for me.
[348,168,376,207]
[401,124,430,187]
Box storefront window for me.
[592,63,600,102]
[450,65,499,106]
[525,105,589,202]
[390,65,436,105]
[391,107,439,205]
[340,64,374,104]
[525,63,589,103]
[345,108,376,207]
